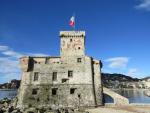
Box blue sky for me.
[0,0,150,83]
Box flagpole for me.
[74,13,75,31]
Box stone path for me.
[87,106,150,113]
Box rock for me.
[68,108,74,113]
[0,98,87,113]
[12,109,22,113]
[0,98,11,105]
[0,98,23,113]
[11,97,18,108]
[38,107,47,113]
[4,102,9,108]
[0,107,4,113]
[24,107,37,113]
[8,106,14,113]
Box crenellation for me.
[60,31,85,37]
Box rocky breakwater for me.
[0,98,89,113]
[0,97,21,113]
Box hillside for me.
[141,76,150,81]
[0,79,20,89]
[102,73,140,88]
[102,73,140,82]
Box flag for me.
[69,16,75,27]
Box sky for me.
[0,0,150,83]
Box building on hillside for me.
[17,31,103,109]
[141,79,150,89]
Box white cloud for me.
[105,57,129,69]
[127,68,138,76]
[1,45,49,58]
[0,44,49,83]
[104,57,142,78]
[27,53,49,57]
[0,57,20,82]
[2,50,23,58]
[135,0,150,11]
[0,45,9,51]
[0,58,19,73]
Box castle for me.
[17,31,103,109]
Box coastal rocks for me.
[0,104,16,113]
[0,98,11,105]
[23,107,87,113]
[0,98,88,113]
[0,98,22,113]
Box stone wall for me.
[17,31,103,109]
[60,31,85,56]
[17,84,96,108]
[17,55,103,108]
[92,59,103,105]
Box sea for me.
[0,89,150,103]
[0,89,17,100]
[104,89,150,103]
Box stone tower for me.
[60,31,85,56]
[17,31,103,109]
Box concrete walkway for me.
[87,106,150,113]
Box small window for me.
[52,88,57,95]
[34,72,39,81]
[32,89,38,95]
[45,58,49,64]
[70,88,76,94]
[37,98,40,102]
[78,94,81,98]
[52,72,57,81]
[62,79,68,83]
[78,47,81,50]
[70,39,72,42]
[77,58,82,63]
[68,71,73,77]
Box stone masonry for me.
[17,31,103,109]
